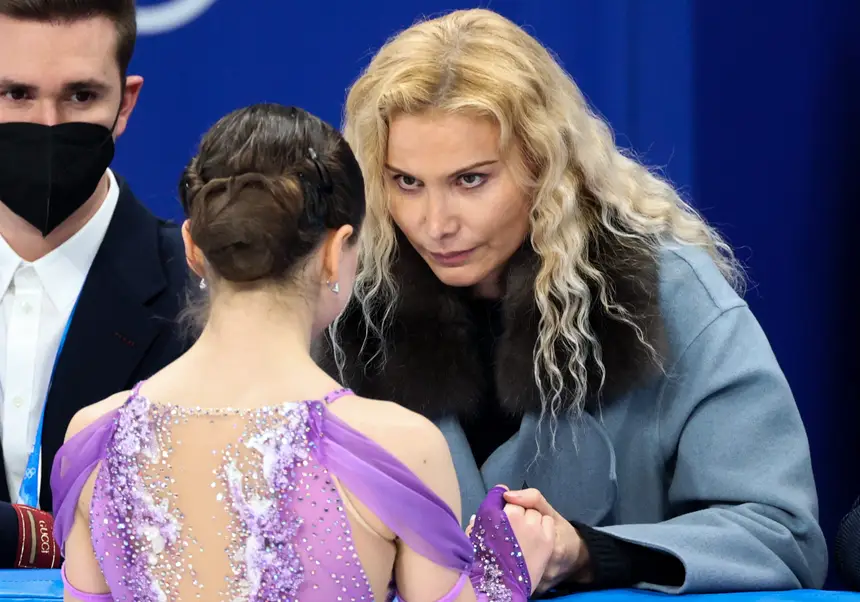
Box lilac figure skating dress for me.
[51,385,532,601]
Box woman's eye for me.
[458,173,486,188]
[394,175,421,190]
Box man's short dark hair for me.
[0,0,136,77]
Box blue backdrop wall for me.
[123,1,859,583]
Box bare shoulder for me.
[331,396,460,511]
[64,391,131,442]
[334,396,450,465]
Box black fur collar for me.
[314,229,665,420]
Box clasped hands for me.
[467,486,592,595]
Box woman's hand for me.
[502,499,555,593]
[504,488,592,594]
[466,486,555,595]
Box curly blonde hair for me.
[337,8,742,421]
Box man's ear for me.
[113,75,143,139]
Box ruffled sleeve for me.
[50,408,120,553]
[316,407,531,601]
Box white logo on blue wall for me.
[137,0,218,35]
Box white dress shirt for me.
[0,169,119,505]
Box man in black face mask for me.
[0,0,189,568]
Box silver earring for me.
[199,278,207,290]
[326,280,340,294]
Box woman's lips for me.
[428,248,476,267]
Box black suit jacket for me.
[0,178,190,566]
[837,497,860,591]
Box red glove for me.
[12,505,60,569]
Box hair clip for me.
[308,147,334,194]
[179,174,193,215]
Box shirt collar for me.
[0,229,19,302]
[0,169,120,313]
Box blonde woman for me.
[314,8,827,597]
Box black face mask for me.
[0,118,117,237]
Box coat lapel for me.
[441,410,618,525]
[480,412,618,525]
[39,181,169,510]
[479,415,539,500]
[0,457,9,502]
[435,417,486,524]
